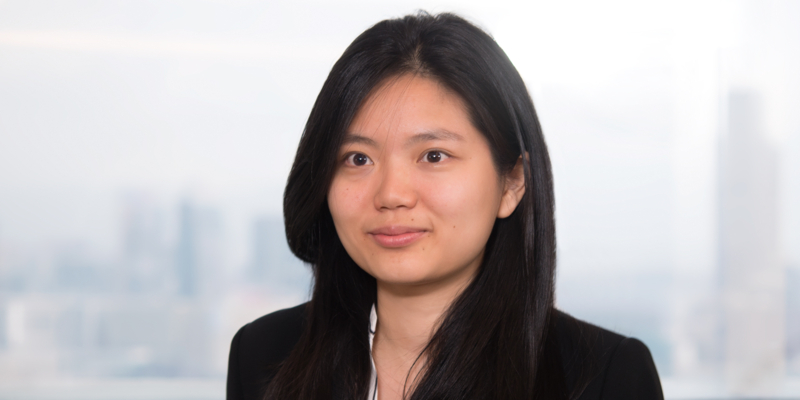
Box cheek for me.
[327,178,372,253]
[328,180,365,220]
[422,167,503,231]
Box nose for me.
[373,161,417,210]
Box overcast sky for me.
[0,0,798,279]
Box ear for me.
[497,154,527,219]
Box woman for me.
[227,12,663,400]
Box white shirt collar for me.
[368,304,378,400]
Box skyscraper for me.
[175,200,221,297]
[719,90,785,394]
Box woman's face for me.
[327,74,525,290]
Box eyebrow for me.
[341,129,464,148]
[341,134,379,147]
[405,129,465,147]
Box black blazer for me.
[227,303,664,400]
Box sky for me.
[0,0,798,280]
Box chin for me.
[369,259,438,286]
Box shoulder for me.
[552,309,664,400]
[240,302,308,356]
[227,303,308,400]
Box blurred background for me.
[0,0,798,398]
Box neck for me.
[373,259,480,358]
[371,253,482,399]
[375,284,454,354]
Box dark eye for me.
[345,152,373,166]
[423,150,449,163]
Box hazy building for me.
[250,216,310,293]
[719,90,785,394]
[788,268,800,375]
[120,195,168,293]
[176,202,198,297]
[250,217,282,281]
[175,200,222,297]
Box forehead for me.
[346,74,478,144]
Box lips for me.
[368,226,427,248]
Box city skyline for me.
[1,0,799,398]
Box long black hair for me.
[269,12,562,399]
